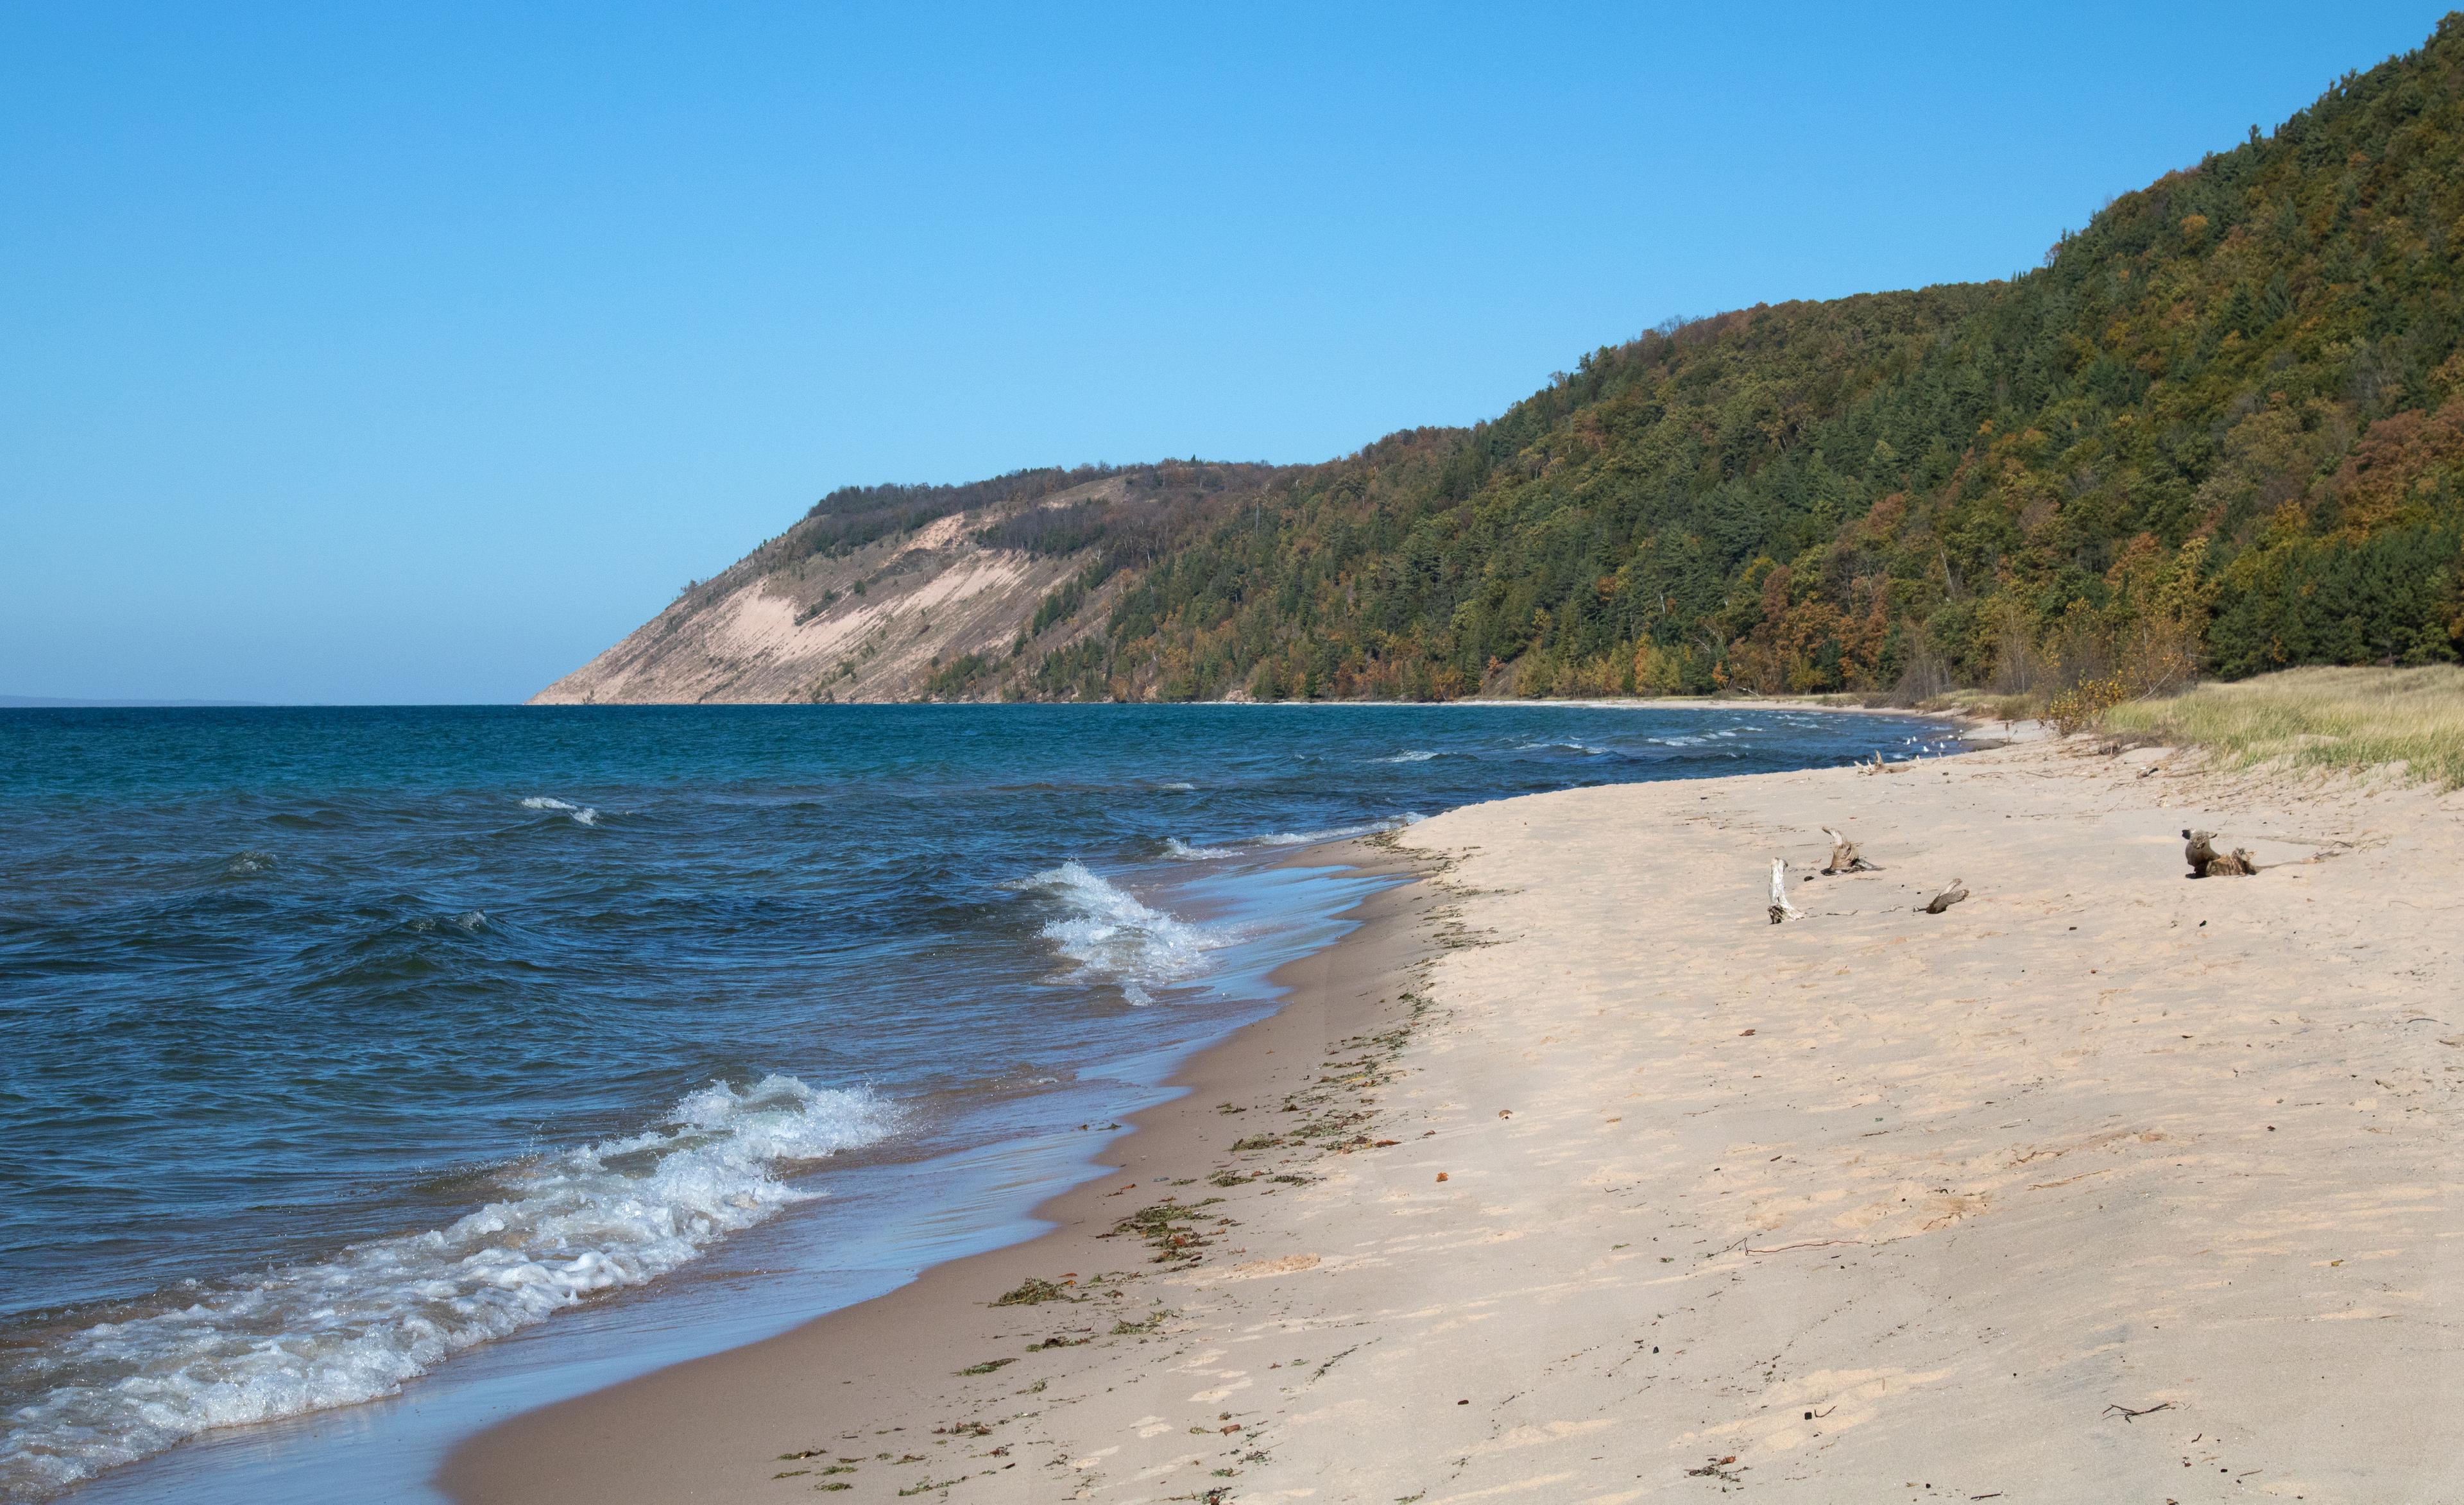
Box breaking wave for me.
[1020,861,1226,1005]
[519,795,599,826]
[1163,837,1237,860]
[0,1076,895,1499]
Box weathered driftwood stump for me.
[1916,878,1969,914]
[2182,829,2257,878]
[1820,826,1876,874]
[1767,857,1804,924]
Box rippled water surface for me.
[0,702,1955,1497]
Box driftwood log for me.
[1820,826,1876,874]
[2182,829,2257,878]
[1858,751,1902,776]
[1916,878,1969,914]
[1767,857,1804,924]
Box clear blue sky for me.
[2,3,2449,703]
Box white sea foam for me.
[0,1076,895,1499]
[520,795,599,826]
[1156,781,1197,792]
[1163,838,1236,860]
[1516,740,1611,755]
[1373,749,1439,763]
[1253,813,1422,847]
[1022,861,1224,1005]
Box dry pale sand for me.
[443,735,2464,1504]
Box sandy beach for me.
[441,730,2464,1504]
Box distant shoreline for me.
[0,695,1985,718]
[0,695,269,708]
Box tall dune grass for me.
[2102,665,2464,789]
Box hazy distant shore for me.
[0,695,269,708]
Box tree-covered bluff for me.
[1030,17,2464,702]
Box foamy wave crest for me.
[519,795,599,826]
[1373,749,1439,763]
[1517,740,1611,755]
[1023,861,1221,1005]
[0,1076,895,1499]
[1163,838,1236,860]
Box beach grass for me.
[1917,688,2044,724]
[2102,665,2464,789]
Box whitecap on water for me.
[0,1076,896,1499]
[1018,861,1225,1006]
[1372,749,1439,763]
[520,795,599,826]
[1163,838,1236,860]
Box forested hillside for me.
[551,16,2464,705]
[1038,15,2464,702]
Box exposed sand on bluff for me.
[529,485,1111,705]
[445,736,2464,1503]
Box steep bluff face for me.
[530,464,1292,704]
[529,509,1081,704]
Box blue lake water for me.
[0,702,1955,1500]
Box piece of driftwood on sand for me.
[1767,857,1804,924]
[2182,828,2257,878]
[1917,878,1969,914]
[1820,826,1876,873]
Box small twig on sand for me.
[2101,1401,2174,1423]
[1746,1239,1863,1254]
